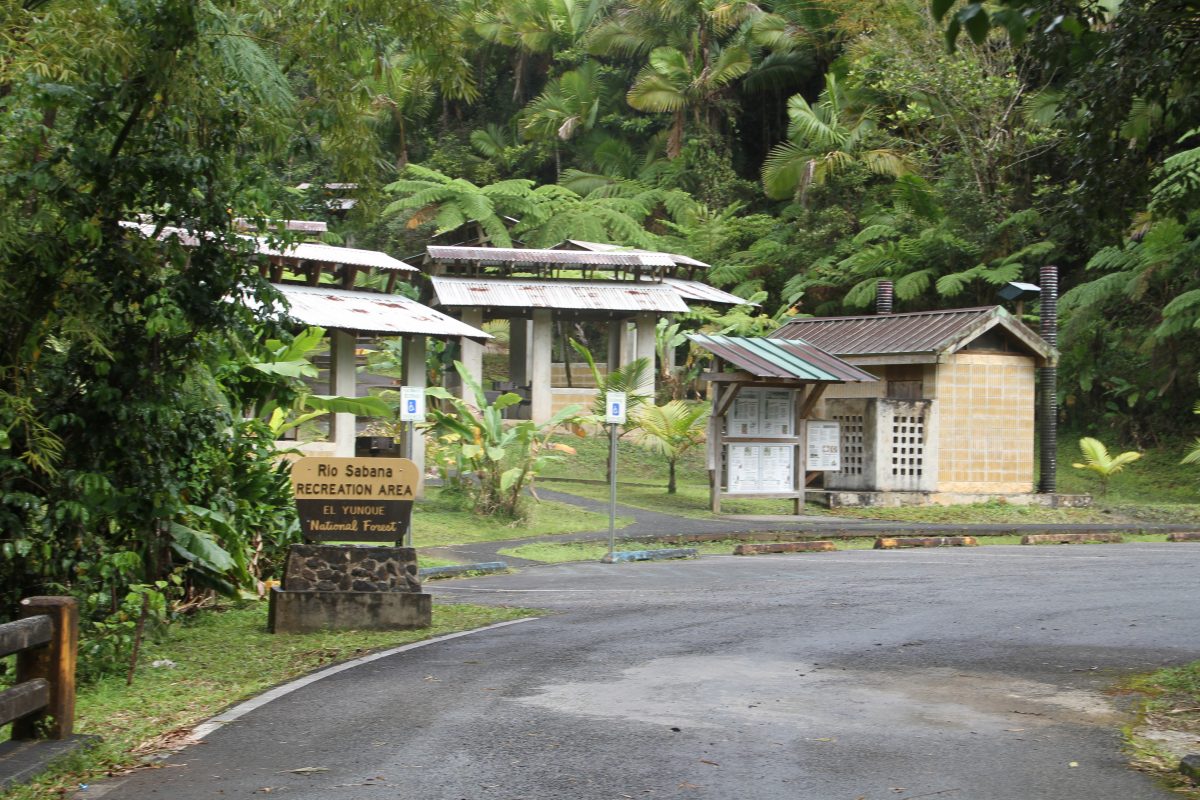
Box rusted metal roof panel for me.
[771,307,1003,356]
[272,284,490,341]
[431,277,688,313]
[427,245,675,268]
[566,240,709,268]
[662,278,755,307]
[689,334,878,383]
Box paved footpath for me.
[422,486,1198,565]
[84,540,1200,800]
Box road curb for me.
[875,536,979,549]
[600,548,698,563]
[189,617,539,740]
[1021,532,1123,544]
[733,541,836,555]
[420,562,508,580]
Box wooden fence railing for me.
[0,597,78,741]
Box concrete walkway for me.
[419,486,1198,566]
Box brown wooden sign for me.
[291,457,419,544]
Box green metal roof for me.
[689,334,878,383]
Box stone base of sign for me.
[268,588,431,633]
[811,490,1093,508]
[268,544,431,634]
[282,544,421,593]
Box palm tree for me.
[1072,437,1142,496]
[476,0,611,103]
[626,43,751,157]
[367,49,434,169]
[522,61,618,178]
[761,73,911,202]
[587,0,784,157]
[630,401,710,493]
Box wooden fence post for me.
[12,596,78,740]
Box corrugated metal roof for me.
[234,218,328,234]
[121,221,204,246]
[770,306,1054,361]
[259,241,416,271]
[427,245,675,268]
[690,334,878,383]
[662,277,756,307]
[431,276,688,313]
[272,284,490,341]
[566,240,709,268]
[122,221,414,271]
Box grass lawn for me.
[537,432,1200,525]
[499,532,1178,563]
[406,487,630,548]
[1122,661,1200,798]
[1,601,534,800]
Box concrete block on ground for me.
[268,588,431,633]
[1179,754,1200,782]
[419,562,508,579]
[0,735,99,791]
[601,548,697,564]
[1167,532,1200,542]
[733,542,836,555]
[1020,532,1123,545]
[874,536,979,549]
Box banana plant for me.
[243,325,392,439]
[425,361,586,518]
[1072,436,1142,496]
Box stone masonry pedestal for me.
[268,544,432,634]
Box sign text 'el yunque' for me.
[291,457,418,544]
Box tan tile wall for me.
[935,353,1036,493]
[812,367,886,416]
[551,388,598,417]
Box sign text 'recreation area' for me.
[291,457,419,543]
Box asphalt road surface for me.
[91,543,1200,800]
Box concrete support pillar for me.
[606,320,622,375]
[459,307,485,402]
[531,309,553,423]
[619,319,634,367]
[634,312,657,399]
[329,329,357,457]
[403,335,427,497]
[509,317,529,385]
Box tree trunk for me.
[668,458,677,494]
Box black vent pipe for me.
[1038,265,1058,494]
[876,280,894,315]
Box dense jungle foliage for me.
[1,0,1198,673]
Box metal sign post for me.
[605,392,627,561]
[398,386,426,547]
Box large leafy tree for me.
[0,0,459,616]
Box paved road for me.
[92,544,1200,800]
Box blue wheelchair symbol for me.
[407,399,417,414]
[611,402,620,416]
